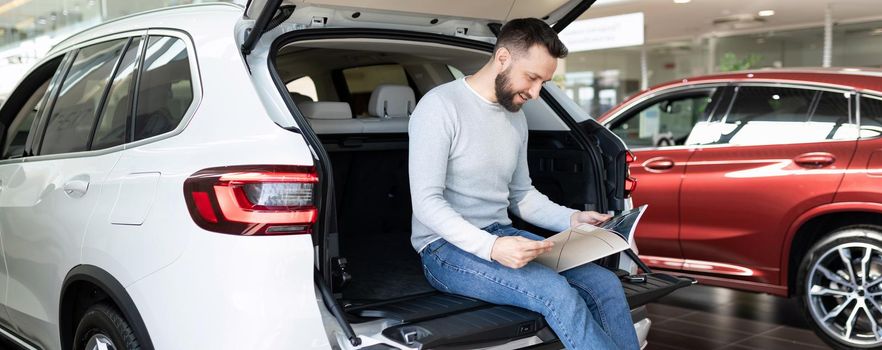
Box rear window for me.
[860,95,882,138]
[342,64,408,116]
[342,64,408,94]
[40,39,128,155]
[133,36,193,141]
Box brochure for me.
[535,205,647,272]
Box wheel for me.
[797,226,882,349]
[73,303,140,350]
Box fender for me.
[778,202,882,291]
[59,265,154,350]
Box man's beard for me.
[494,67,527,112]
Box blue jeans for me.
[420,223,640,350]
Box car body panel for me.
[598,69,881,296]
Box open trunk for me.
[264,23,695,348]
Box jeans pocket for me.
[423,264,451,293]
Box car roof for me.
[600,67,882,120]
[49,2,243,56]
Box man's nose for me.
[528,83,542,100]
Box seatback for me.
[299,101,362,134]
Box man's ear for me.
[494,47,511,72]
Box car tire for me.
[73,303,141,350]
[797,225,882,350]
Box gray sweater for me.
[409,78,578,261]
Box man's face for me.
[495,45,557,112]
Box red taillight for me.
[625,150,637,164]
[624,151,637,196]
[625,176,638,194]
[184,165,318,235]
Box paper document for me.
[535,205,647,272]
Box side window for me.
[133,36,193,142]
[860,96,882,138]
[610,91,714,148]
[809,91,856,141]
[341,64,408,116]
[714,86,817,146]
[2,80,51,159]
[40,39,128,155]
[92,37,142,150]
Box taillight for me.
[625,150,637,164]
[624,150,637,196]
[625,176,638,194]
[184,165,318,235]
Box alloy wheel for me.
[807,242,882,348]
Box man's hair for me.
[495,18,568,59]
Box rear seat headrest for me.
[368,84,415,118]
[298,101,352,120]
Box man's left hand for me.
[570,211,612,227]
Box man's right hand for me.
[490,236,554,269]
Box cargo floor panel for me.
[622,273,696,309]
[382,305,548,349]
[346,292,487,323]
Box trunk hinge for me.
[241,1,296,55]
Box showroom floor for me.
[645,284,832,350]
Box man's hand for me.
[570,210,612,227]
[490,236,554,269]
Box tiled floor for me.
[645,284,832,350]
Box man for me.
[408,18,640,350]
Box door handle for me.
[794,152,835,169]
[644,158,675,171]
[63,179,90,198]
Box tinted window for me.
[343,64,407,94]
[92,37,142,150]
[2,80,50,159]
[860,96,882,138]
[610,92,714,148]
[40,39,127,155]
[809,92,856,141]
[715,86,817,145]
[133,36,193,141]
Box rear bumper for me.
[125,232,331,350]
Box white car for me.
[0,1,693,349]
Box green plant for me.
[718,52,763,72]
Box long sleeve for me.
[408,93,498,261]
[507,123,579,233]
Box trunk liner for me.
[346,272,693,323]
[621,273,696,309]
[381,305,547,349]
[346,292,486,323]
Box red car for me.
[597,68,882,350]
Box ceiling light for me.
[674,0,691,3]
[758,10,775,17]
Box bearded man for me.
[408,18,640,350]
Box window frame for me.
[14,28,201,163]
